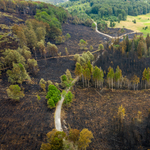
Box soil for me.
[63,87,150,150]
[0,81,55,150]
[56,23,110,56]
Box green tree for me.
[37,40,45,57]
[6,85,24,101]
[36,26,46,42]
[46,84,61,108]
[46,43,58,57]
[74,62,82,77]
[65,33,71,40]
[107,66,114,89]
[98,44,104,51]
[41,129,66,150]
[137,40,144,58]
[142,68,150,89]
[17,46,31,61]
[7,63,31,85]
[27,58,39,75]
[78,39,88,50]
[78,128,94,150]
[91,22,96,30]
[63,91,74,106]
[24,26,37,50]
[114,66,122,88]
[3,49,26,68]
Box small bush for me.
[63,91,74,106]
[39,78,47,92]
[7,85,24,101]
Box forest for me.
[60,0,150,31]
[1,0,150,150]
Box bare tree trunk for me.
[134,84,135,91]
[88,80,89,88]
[118,80,119,89]
[112,78,113,90]
[82,75,84,88]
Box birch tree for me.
[107,67,114,89]
[114,66,122,88]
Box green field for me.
[115,13,150,37]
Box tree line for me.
[60,0,150,24]
[74,49,150,90]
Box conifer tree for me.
[98,44,104,51]
[7,85,25,101]
[74,62,82,77]
[7,63,31,85]
[27,58,39,75]
[37,40,45,57]
[137,40,144,58]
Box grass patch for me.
[115,13,150,37]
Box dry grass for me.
[115,13,150,37]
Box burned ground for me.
[63,87,150,150]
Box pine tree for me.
[7,85,25,101]
[137,40,144,58]
[7,63,31,85]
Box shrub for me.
[6,85,24,101]
[47,80,53,87]
[132,19,136,24]
[63,91,74,106]
[39,78,47,92]
[91,23,96,30]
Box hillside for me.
[31,0,68,5]
[1,0,150,150]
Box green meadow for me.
[115,13,150,37]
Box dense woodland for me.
[60,0,150,31]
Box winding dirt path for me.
[93,21,137,39]
[55,76,79,131]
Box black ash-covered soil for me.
[36,57,75,83]
[104,27,133,37]
[56,23,110,56]
[63,87,150,150]
[0,80,55,150]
